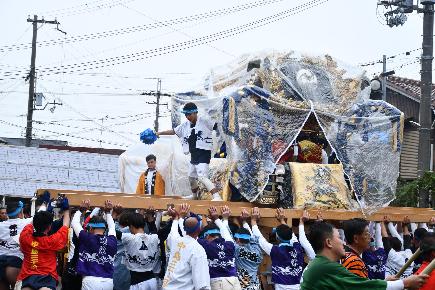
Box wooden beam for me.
[36,189,435,223]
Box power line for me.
[0,0,328,80]
[0,0,287,53]
[359,48,421,67]
[39,78,147,92]
[0,119,131,147]
[45,112,155,123]
[38,0,137,18]
[54,96,136,143]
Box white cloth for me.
[174,116,215,153]
[146,170,155,195]
[275,284,300,290]
[251,225,272,255]
[298,224,315,261]
[118,136,191,196]
[0,217,32,259]
[375,222,383,248]
[210,277,242,290]
[121,232,160,272]
[386,248,413,278]
[388,222,404,249]
[163,219,211,290]
[81,276,113,290]
[130,278,158,290]
[386,280,404,290]
[188,163,210,178]
[67,227,75,262]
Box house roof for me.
[386,76,435,107]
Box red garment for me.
[17,224,68,281]
[415,261,435,290]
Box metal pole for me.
[154,79,161,132]
[382,54,387,101]
[418,2,433,208]
[25,15,38,147]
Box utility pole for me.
[378,0,434,207]
[382,54,387,101]
[25,15,59,147]
[154,79,161,132]
[418,1,434,207]
[141,79,171,130]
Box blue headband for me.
[8,201,23,217]
[279,241,294,247]
[87,223,106,229]
[181,108,198,114]
[234,233,251,240]
[272,227,291,244]
[184,215,202,234]
[204,229,221,237]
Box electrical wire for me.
[0,119,131,147]
[359,48,421,67]
[0,0,328,80]
[0,0,287,53]
[121,3,235,57]
[38,0,137,18]
[53,96,137,143]
[39,78,147,92]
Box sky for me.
[0,0,427,149]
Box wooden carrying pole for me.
[36,189,435,225]
[421,258,435,275]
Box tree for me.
[392,171,435,208]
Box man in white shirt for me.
[162,204,210,290]
[0,201,32,289]
[116,212,160,290]
[385,220,413,278]
[157,102,221,200]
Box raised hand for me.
[251,207,261,222]
[167,207,178,219]
[221,205,231,220]
[179,204,190,219]
[275,208,286,224]
[208,206,219,221]
[316,210,323,222]
[80,199,90,213]
[300,210,310,224]
[240,209,250,222]
[104,200,113,213]
[383,215,391,224]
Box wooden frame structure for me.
[37,189,435,226]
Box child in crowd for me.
[136,154,165,196]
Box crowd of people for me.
[0,193,433,290]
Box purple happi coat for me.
[76,231,117,278]
[198,237,237,279]
[270,242,304,285]
[363,248,387,280]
